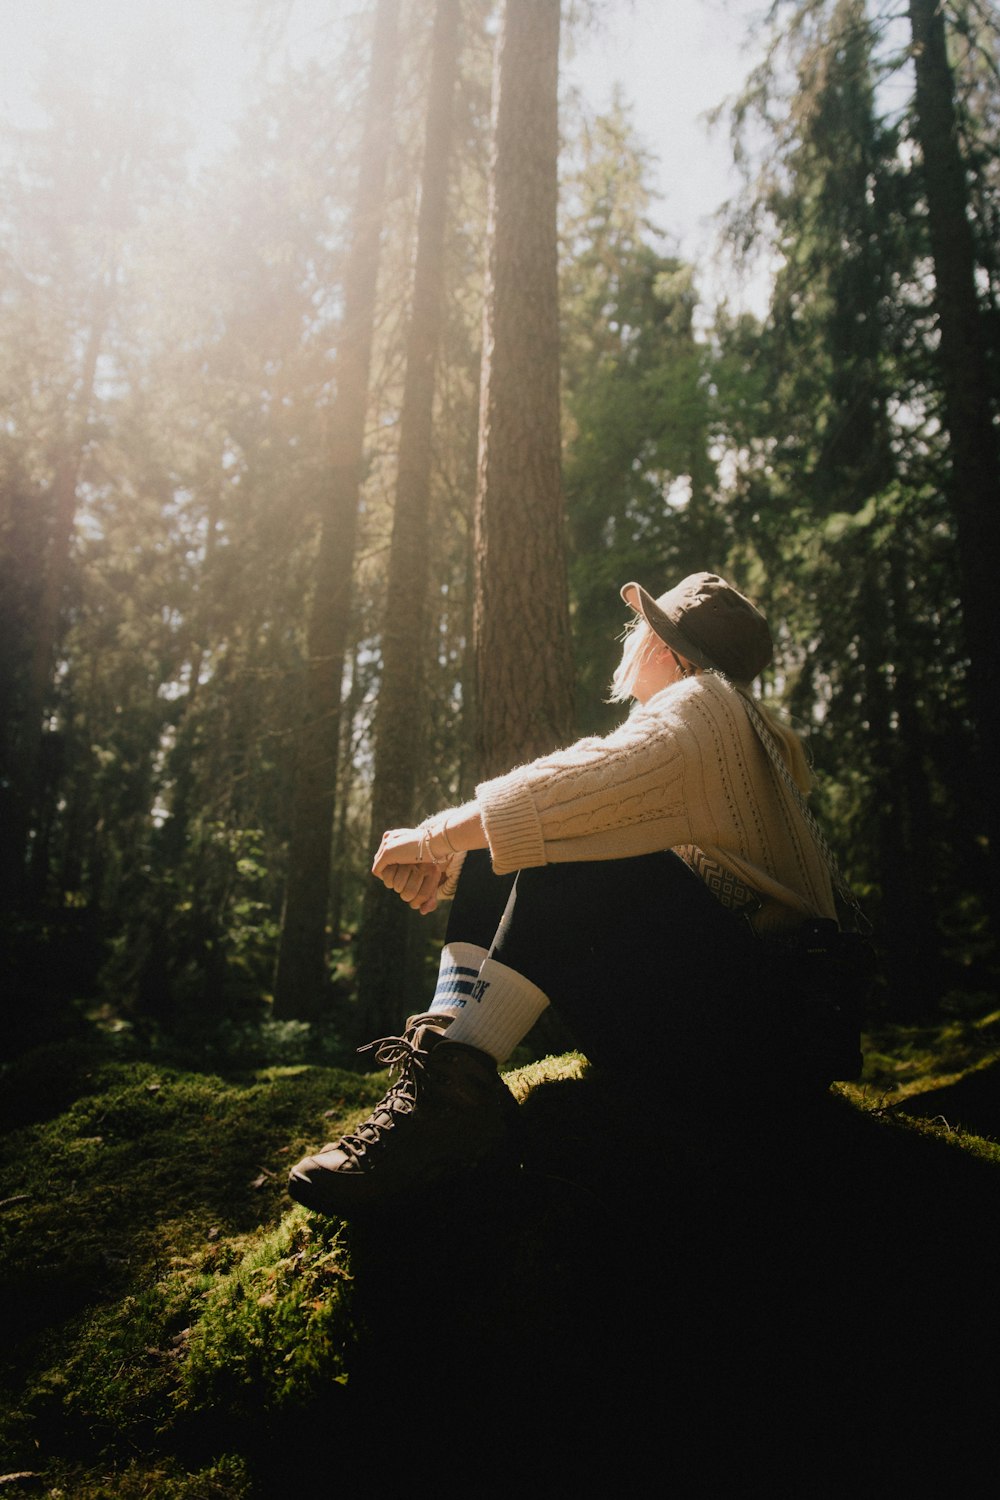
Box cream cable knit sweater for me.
[473,672,836,934]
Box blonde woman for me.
[289,573,837,1216]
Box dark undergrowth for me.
[1,1012,999,1498]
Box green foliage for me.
[1,0,997,1058]
[712,0,999,1004]
[178,1211,356,1422]
[560,98,721,731]
[1,5,998,1486]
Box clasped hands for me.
[371,825,452,916]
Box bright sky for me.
[2,0,771,309]
[564,0,769,281]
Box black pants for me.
[444,849,763,1082]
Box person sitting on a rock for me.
[289,572,838,1216]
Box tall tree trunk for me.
[908,0,1000,935]
[357,0,462,1034]
[273,0,401,1020]
[328,639,365,952]
[474,0,575,780]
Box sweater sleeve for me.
[475,695,694,875]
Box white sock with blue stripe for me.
[437,956,550,1064]
[428,942,490,1019]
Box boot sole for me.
[288,1133,520,1219]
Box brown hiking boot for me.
[288,1014,520,1216]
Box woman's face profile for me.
[627,635,685,705]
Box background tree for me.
[908,0,1000,931]
[273,0,401,1022]
[715,0,998,1004]
[3,0,998,1052]
[560,97,718,733]
[103,55,348,1024]
[473,0,575,778]
[0,61,185,912]
[356,0,462,1034]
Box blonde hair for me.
[607,617,662,704]
[609,613,812,786]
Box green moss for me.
[178,1210,356,1422]
[870,1093,1000,1167]
[858,1005,1000,1097]
[503,1049,587,1102]
[0,1054,386,1487]
[2,1032,998,1493]
[10,1453,252,1499]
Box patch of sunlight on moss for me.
[177,1209,357,1419]
[859,1008,1000,1098]
[250,1063,316,1080]
[504,1050,588,1104]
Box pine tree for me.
[560,98,718,732]
[473,0,574,778]
[0,64,183,907]
[908,0,1000,934]
[717,0,968,1002]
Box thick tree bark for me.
[357,0,462,1034]
[273,0,401,1020]
[473,0,575,780]
[908,0,1000,933]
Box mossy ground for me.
[1,1015,998,1497]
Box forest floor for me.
[1,1000,999,1499]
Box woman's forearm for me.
[371,802,487,881]
[425,800,487,858]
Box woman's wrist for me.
[417,820,456,865]
[419,801,485,862]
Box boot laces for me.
[334,1027,434,1161]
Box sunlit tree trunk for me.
[909,0,1000,934]
[273,0,401,1020]
[474,0,574,779]
[329,640,365,951]
[357,0,462,1034]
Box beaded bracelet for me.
[416,817,459,865]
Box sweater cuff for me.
[475,767,547,874]
[436,849,467,901]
